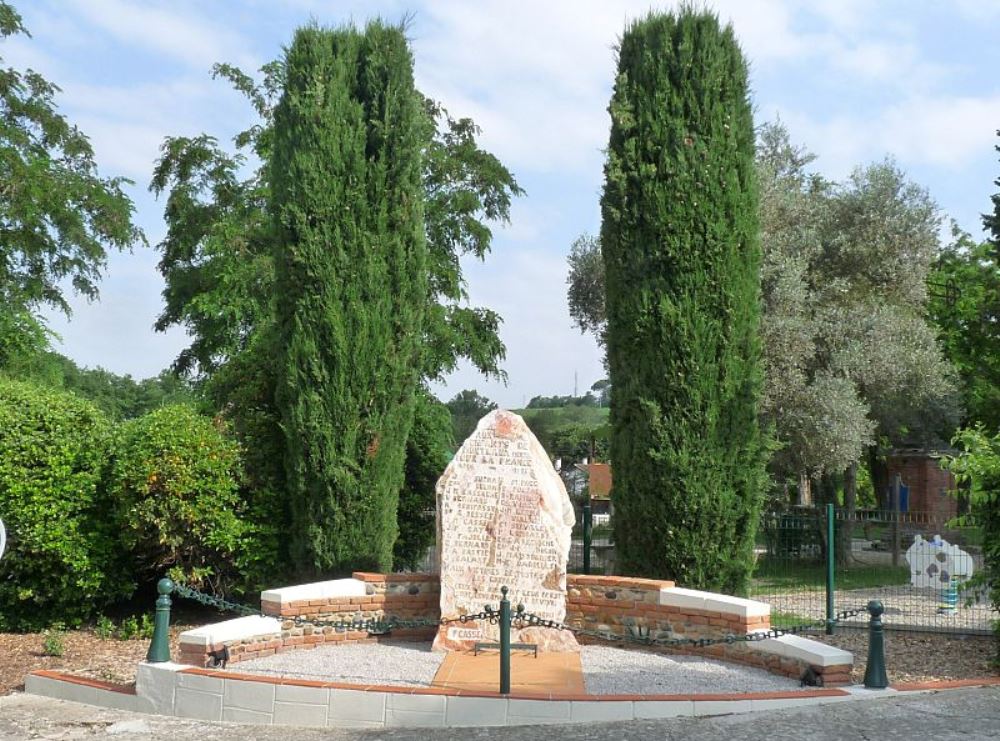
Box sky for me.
[6,0,1000,408]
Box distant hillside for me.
[514,406,609,427]
[512,406,609,462]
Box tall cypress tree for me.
[601,9,766,594]
[270,22,427,575]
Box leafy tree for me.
[0,379,128,629]
[0,2,140,361]
[566,234,605,345]
[573,121,960,518]
[150,47,521,578]
[271,22,427,575]
[107,405,247,593]
[394,390,453,570]
[601,9,766,592]
[941,427,1000,663]
[445,389,497,445]
[930,134,1000,432]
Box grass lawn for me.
[750,558,911,593]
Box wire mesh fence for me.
[750,506,994,634]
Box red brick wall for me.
[886,455,957,518]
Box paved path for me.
[0,687,998,739]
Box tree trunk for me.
[837,462,857,567]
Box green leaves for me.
[0,2,141,324]
[106,405,246,591]
[0,379,127,630]
[602,9,765,594]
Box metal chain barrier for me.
[153,579,889,692]
[511,604,872,651]
[170,581,867,651]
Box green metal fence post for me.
[583,501,592,575]
[826,502,835,635]
[146,577,174,663]
[863,600,889,689]
[499,586,511,695]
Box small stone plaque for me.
[432,410,578,652]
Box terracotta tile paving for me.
[432,649,584,696]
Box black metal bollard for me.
[499,586,511,695]
[863,600,889,689]
[146,577,175,663]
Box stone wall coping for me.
[658,586,771,618]
[568,575,675,590]
[353,571,438,583]
[750,634,853,668]
[178,615,282,648]
[261,578,366,604]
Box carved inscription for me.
[433,410,578,652]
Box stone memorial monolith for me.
[432,409,578,652]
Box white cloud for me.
[776,93,1000,177]
[62,0,257,71]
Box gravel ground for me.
[231,642,804,695]
[580,646,802,694]
[231,642,445,687]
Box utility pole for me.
[574,371,578,397]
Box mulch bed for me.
[813,629,998,685]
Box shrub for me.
[941,427,1000,664]
[94,615,115,640]
[107,404,247,592]
[0,379,128,630]
[42,623,66,657]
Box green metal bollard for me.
[826,503,835,635]
[863,600,889,689]
[146,577,175,663]
[499,586,511,695]
[582,502,592,575]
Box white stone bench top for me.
[751,634,853,667]
[260,578,366,604]
[178,616,282,648]
[659,586,771,618]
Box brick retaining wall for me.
[178,572,852,685]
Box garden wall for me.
[177,572,851,686]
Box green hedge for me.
[107,404,247,591]
[0,379,129,629]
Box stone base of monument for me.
[433,624,579,653]
[24,572,865,729]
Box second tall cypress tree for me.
[602,10,766,593]
[271,23,427,575]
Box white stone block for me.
[658,587,708,611]
[693,698,752,716]
[750,696,831,712]
[274,700,329,726]
[633,700,694,718]
[223,677,276,712]
[24,675,151,713]
[659,587,770,618]
[177,672,223,693]
[328,688,386,725]
[178,616,281,648]
[507,698,572,725]
[274,684,329,705]
[174,687,223,721]
[569,701,634,722]
[445,696,508,727]
[222,707,273,724]
[135,662,185,714]
[752,634,853,667]
[261,578,366,605]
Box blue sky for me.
[6,0,1000,408]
